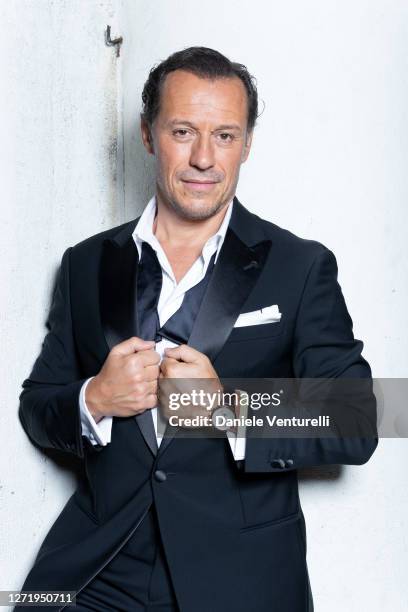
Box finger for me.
[138,348,161,366]
[146,379,158,395]
[145,393,159,409]
[127,383,158,407]
[144,364,160,381]
[141,378,158,395]
[112,336,155,356]
[129,394,157,411]
[159,356,179,376]
[163,344,204,363]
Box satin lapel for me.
[99,233,158,457]
[188,228,272,361]
[158,224,272,456]
[99,236,139,351]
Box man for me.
[16,47,377,612]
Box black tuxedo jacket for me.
[17,197,377,612]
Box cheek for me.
[158,136,189,163]
[218,155,243,184]
[157,148,188,183]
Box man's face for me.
[141,69,253,221]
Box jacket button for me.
[271,459,286,469]
[154,470,167,482]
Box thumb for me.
[164,344,200,363]
[112,336,155,356]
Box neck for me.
[153,193,231,251]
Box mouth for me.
[181,180,218,192]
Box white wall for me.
[1,1,407,610]
[121,2,408,611]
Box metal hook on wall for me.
[105,25,123,57]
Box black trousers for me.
[66,506,179,612]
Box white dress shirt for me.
[79,195,246,460]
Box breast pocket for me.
[227,320,286,342]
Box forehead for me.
[157,69,248,126]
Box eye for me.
[217,133,234,143]
[173,129,190,137]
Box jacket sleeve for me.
[18,247,96,459]
[243,247,378,473]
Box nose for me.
[189,133,215,171]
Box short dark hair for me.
[141,46,259,132]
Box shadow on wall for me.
[299,465,342,481]
[124,124,157,219]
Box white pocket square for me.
[233,305,282,328]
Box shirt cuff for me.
[226,430,247,460]
[226,389,249,461]
[79,377,112,446]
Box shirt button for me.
[154,470,167,482]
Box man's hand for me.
[85,337,160,422]
[158,345,223,426]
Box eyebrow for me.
[168,119,242,132]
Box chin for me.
[170,195,226,221]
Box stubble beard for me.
[157,181,231,221]
[166,195,228,221]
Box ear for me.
[241,129,254,163]
[140,116,155,155]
